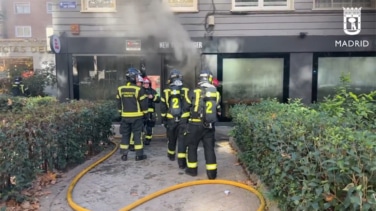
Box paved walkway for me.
[39,125,262,211]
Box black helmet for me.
[167,69,183,85]
[126,68,139,83]
[198,70,213,85]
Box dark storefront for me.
[53,35,376,122]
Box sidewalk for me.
[39,125,262,211]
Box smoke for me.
[121,0,201,88]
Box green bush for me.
[0,97,118,202]
[230,83,376,210]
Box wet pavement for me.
[39,125,262,211]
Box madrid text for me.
[335,40,369,47]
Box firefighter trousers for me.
[119,117,144,156]
[166,120,187,164]
[144,112,156,141]
[184,123,217,179]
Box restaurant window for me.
[74,55,140,100]
[221,56,287,118]
[315,55,376,102]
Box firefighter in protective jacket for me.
[142,76,160,145]
[184,70,221,179]
[117,68,148,161]
[11,76,28,97]
[160,69,191,169]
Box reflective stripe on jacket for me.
[116,82,148,118]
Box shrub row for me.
[0,96,118,202]
[230,87,376,210]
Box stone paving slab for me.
[39,126,261,211]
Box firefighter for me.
[184,70,221,179]
[11,76,28,97]
[142,76,160,145]
[128,75,145,151]
[160,69,191,169]
[117,68,148,161]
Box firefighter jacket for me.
[11,83,26,97]
[160,86,191,121]
[187,86,221,124]
[116,82,148,118]
[144,87,160,113]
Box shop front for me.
[53,34,376,122]
[0,39,55,80]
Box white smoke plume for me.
[121,0,201,88]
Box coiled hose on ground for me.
[66,134,266,211]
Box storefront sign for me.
[0,46,47,53]
[126,40,141,51]
[159,41,202,49]
[50,35,61,54]
[334,40,370,48]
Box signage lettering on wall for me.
[0,46,47,53]
[159,41,203,49]
[335,40,370,48]
[126,40,141,51]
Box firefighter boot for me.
[135,155,147,161]
[144,138,151,145]
[185,167,198,177]
[121,151,128,161]
[178,158,187,169]
[167,153,175,161]
[207,169,217,180]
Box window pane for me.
[77,56,140,101]
[15,3,30,13]
[23,27,31,37]
[264,0,287,7]
[47,2,53,13]
[234,0,259,7]
[317,57,376,101]
[222,58,284,117]
[16,27,23,37]
[315,0,373,8]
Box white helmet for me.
[137,75,144,83]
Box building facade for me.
[0,0,55,82]
[51,0,376,121]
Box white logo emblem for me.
[343,7,361,35]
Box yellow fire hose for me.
[67,136,266,211]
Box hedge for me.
[230,86,376,210]
[0,96,118,202]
